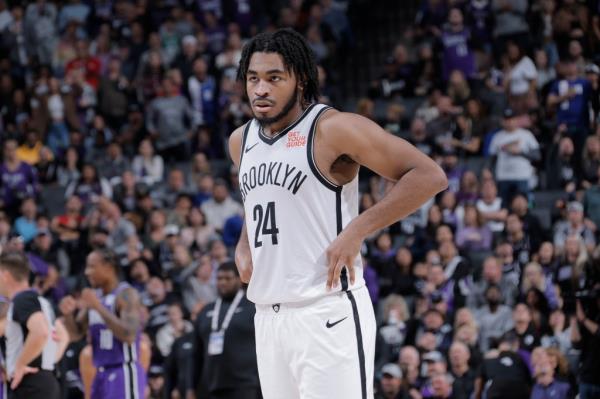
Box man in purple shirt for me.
[440,8,475,82]
[0,139,39,217]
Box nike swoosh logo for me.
[326,316,348,328]
[245,142,259,153]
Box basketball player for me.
[59,249,146,399]
[229,29,448,399]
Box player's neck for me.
[101,278,120,295]
[262,103,305,137]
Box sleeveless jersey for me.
[88,282,141,367]
[238,103,365,305]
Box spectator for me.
[476,179,507,234]
[546,136,578,192]
[399,345,421,393]
[530,352,572,399]
[13,197,38,243]
[186,57,218,127]
[491,0,529,54]
[131,139,164,187]
[64,163,112,207]
[571,295,600,399]
[488,108,540,206]
[24,0,58,65]
[581,135,600,189]
[583,164,600,229]
[553,201,596,255]
[97,57,131,130]
[505,41,538,113]
[547,58,592,154]
[156,302,194,358]
[475,331,532,399]
[468,256,519,309]
[65,39,101,89]
[449,341,475,399]
[96,141,129,181]
[510,193,546,253]
[474,284,514,352]
[0,138,39,216]
[146,77,196,163]
[440,8,475,82]
[376,363,406,399]
[181,207,217,253]
[182,254,217,315]
[201,179,243,232]
[16,129,45,166]
[455,204,492,252]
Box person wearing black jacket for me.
[164,331,195,399]
[194,261,261,399]
[571,295,600,399]
[474,331,532,399]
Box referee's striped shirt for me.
[5,289,57,378]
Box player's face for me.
[85,252,104,288]
[246,52,301,127]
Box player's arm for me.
[81,287,141,344]
[228,124,253,283]
[320,111,448,288]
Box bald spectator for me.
[449,341,475,399]
[399,346,421,392]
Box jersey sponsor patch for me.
[286,131,307,148]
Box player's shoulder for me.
[317,108,371,132]
[229,122,250,142]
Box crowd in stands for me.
[0,0,599,398]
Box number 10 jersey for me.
[238,103,365,305]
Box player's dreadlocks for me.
[237,28,320,105]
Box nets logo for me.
[286,131,306,148]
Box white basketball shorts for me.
[254,285,376,399]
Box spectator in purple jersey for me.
[547,58,593,154]
[439,8,475,82]
[0,139,39,217]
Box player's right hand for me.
[235,245,253,284]
[59,295,77,315]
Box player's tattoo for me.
[117,288,141,341]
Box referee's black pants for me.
[8,370,60,399]
[209,387,262,399]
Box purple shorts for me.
[91,362,146,399]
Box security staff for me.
[194,261,261,399]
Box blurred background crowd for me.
[0,0,600,398]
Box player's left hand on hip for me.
[325,231,361,290]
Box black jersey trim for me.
[346,290,367,399]
[257,103,318,145]
[306,106,341,192]
[238,121,252,169]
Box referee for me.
[0,251,60,399]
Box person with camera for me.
[571,289,600,399]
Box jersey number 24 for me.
[253,202,279,248]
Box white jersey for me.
[239,103,365,305]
